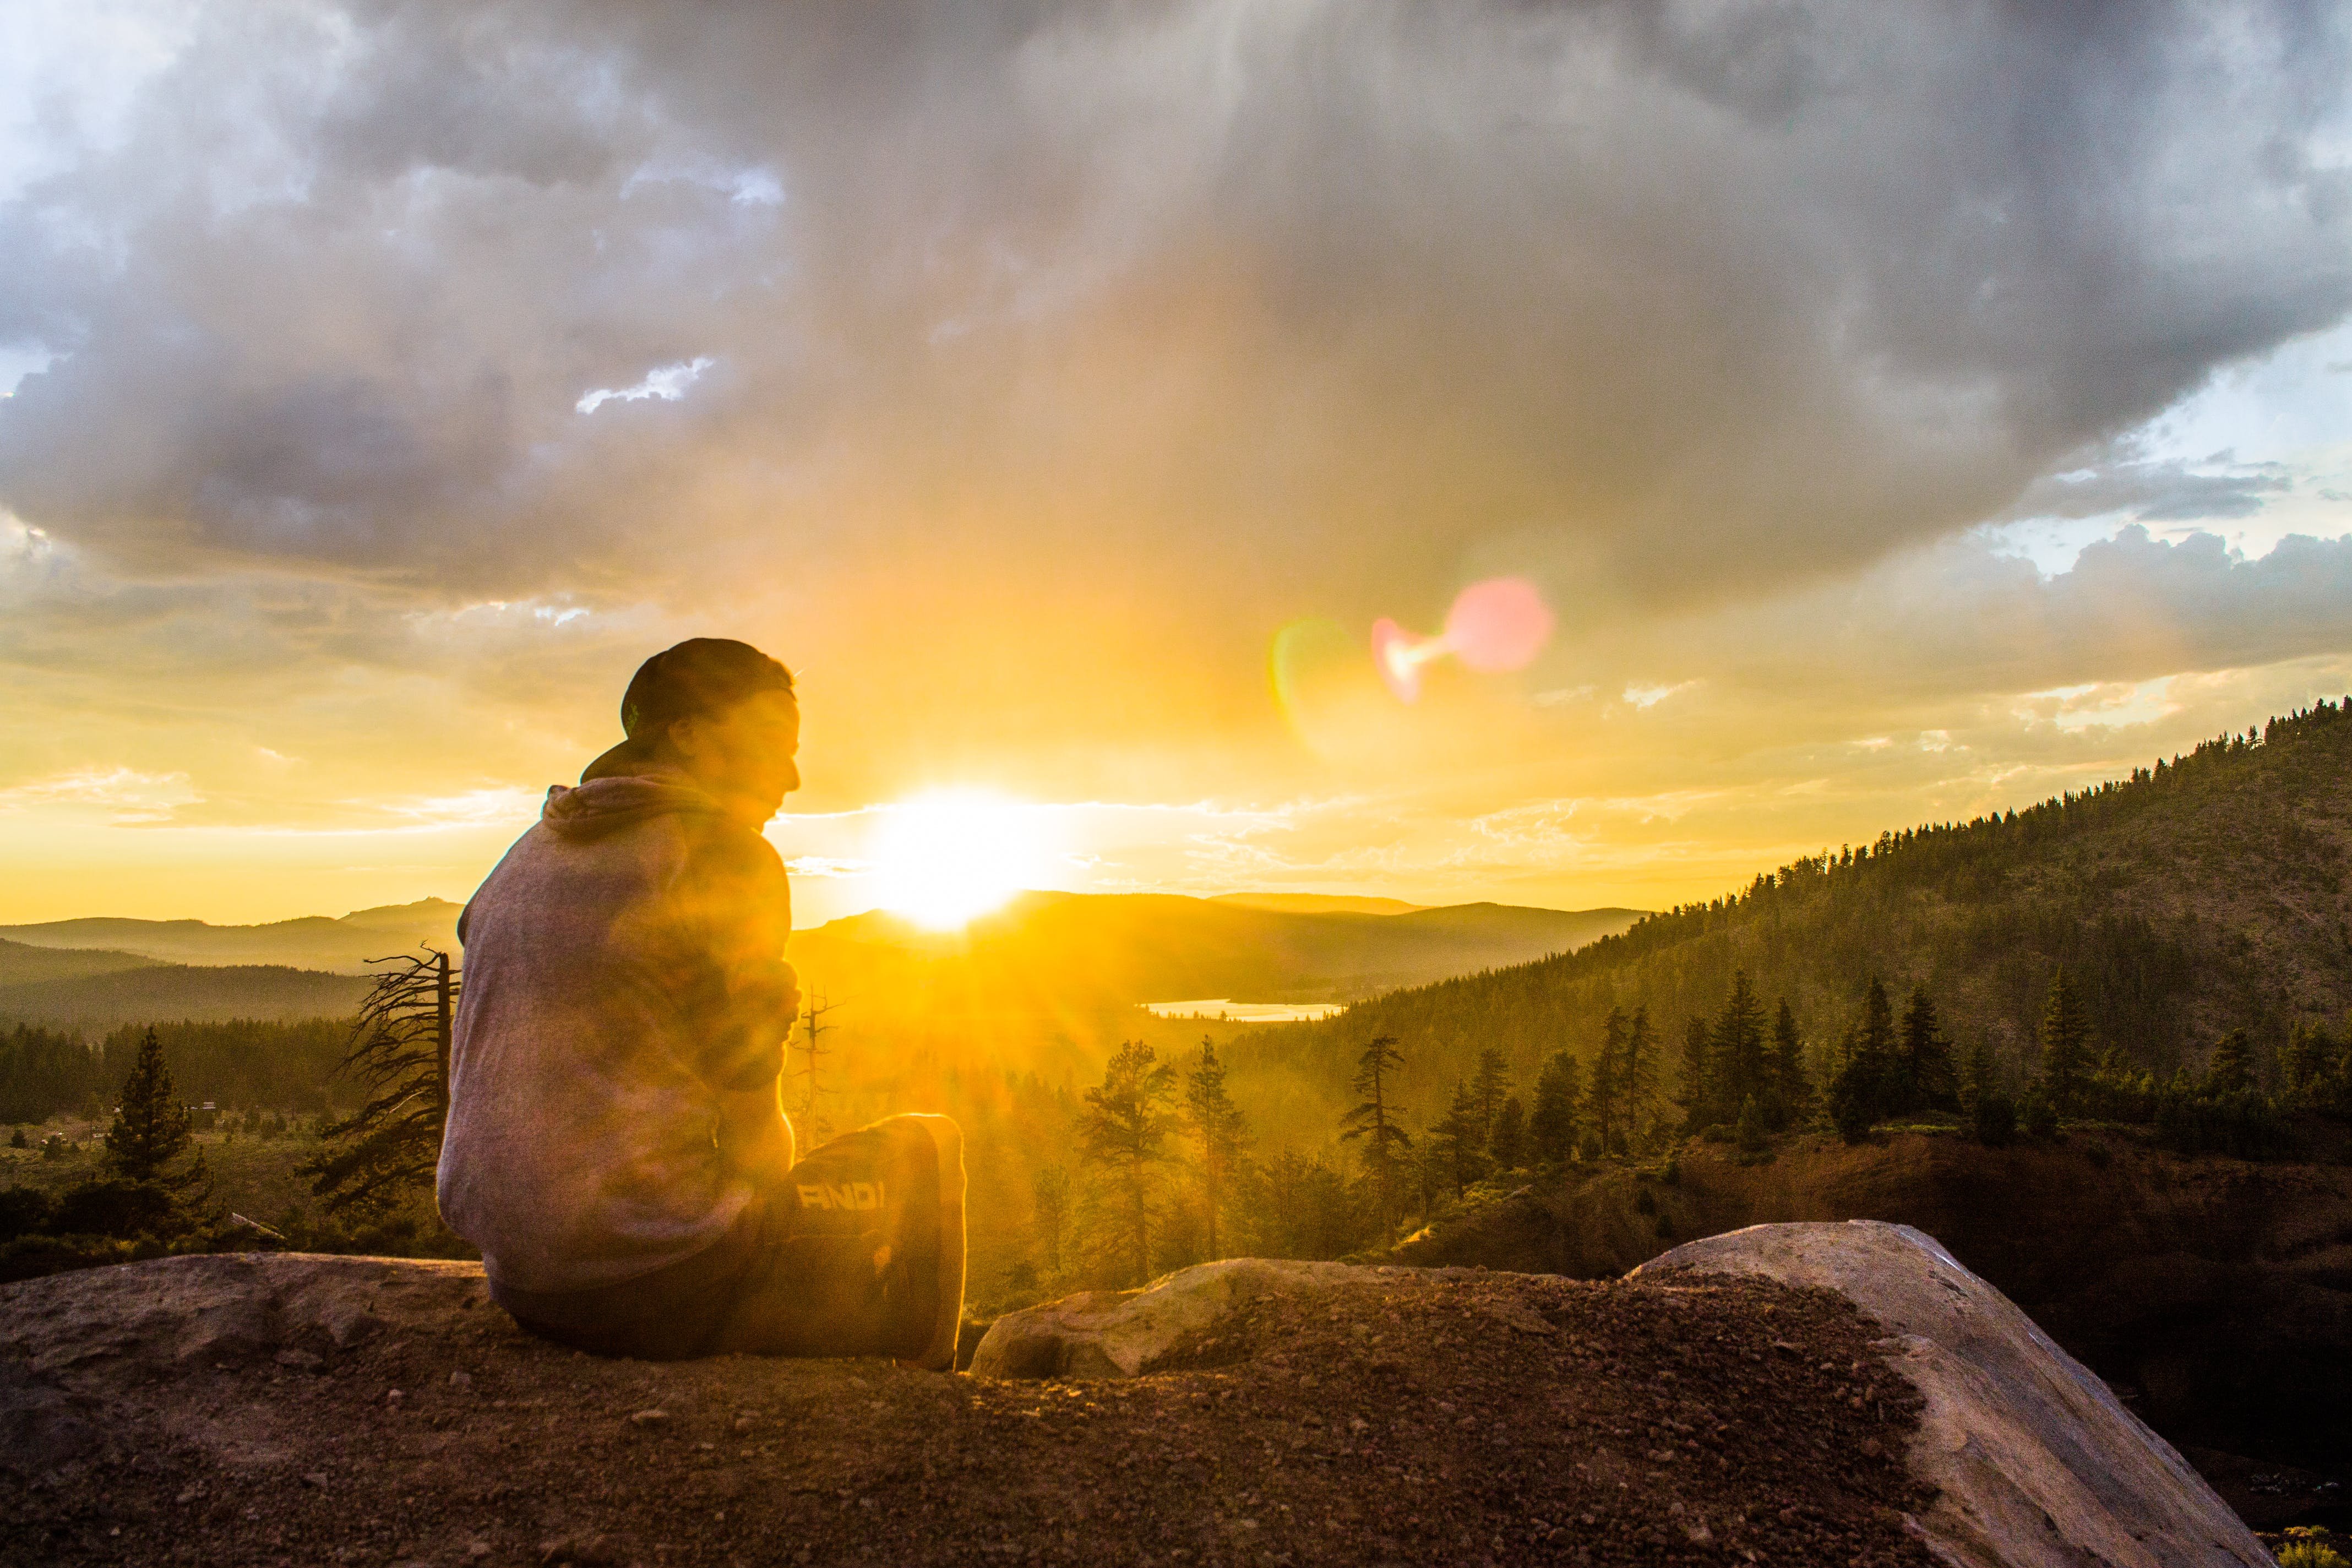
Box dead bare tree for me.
[303,949,456,1216]
[792,990,841,1144]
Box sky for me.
[2,0,2350,929]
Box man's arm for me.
[713,956,801,1180]
[717,1075,796,1184]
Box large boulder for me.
[1632,1220,2268,1568]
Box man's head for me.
[586,639,801,825]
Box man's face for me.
[669,690,802,825]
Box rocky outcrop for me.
[2,1233,2272,1567]
[1396,1130,2352,1482]
[977,1221,2268,1567]
[968,1258,1386,1378]
[1634,1221,2268,1568]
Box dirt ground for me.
[2,1264,1937,1568]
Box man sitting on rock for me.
[438,638,966,1366]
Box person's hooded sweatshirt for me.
[438,766,793,1295]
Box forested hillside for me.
[1243,702,2352,1126]
[0,966,373,1032]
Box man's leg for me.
[711,1113,967,1368]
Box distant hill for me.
[0,899,464,975]
[787,893,1644,1018]
[1247,701,2352,1121]
[0,939,156,988]
[0,965,374,1032]
[1207,893,1430,916]
[0,890,1639,1039]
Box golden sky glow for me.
[3,4,2351,929]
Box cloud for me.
[577,356,715,415]
[0,765,198,823]
[1,2,2350,921]
[1,1,2346,614]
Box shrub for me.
[50,1177,189,1239]
[2018,1085,2059,1139]
[1634,1186,1656,1215]
[1735,1097,1769,1154]
[1971,1091,2016,1147]
[2153,1086,2295,1160]
[2279,1528,2350,1568]
[0,1185,53,1241]
[1831,1082,1873,1144]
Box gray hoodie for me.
[437,769,793,1294]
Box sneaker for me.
[714,1113,967,1367]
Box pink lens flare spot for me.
[1370,618,1425,704]
[1443,578,1554,673]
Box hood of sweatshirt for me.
[539,769,729,842]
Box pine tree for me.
[104,1027,201,1188]
[1183,1037,1249,1260]
[1676,1012,1708,1126]
[1899,987,1957,1114]
[1527,1050,1582,1165]
[1620,1006,1662,1148]
[1430,1081,1487,1198]
[1471,1047,1513,1147]
[1079,1041,1178,1287]
[1770,999,1812,1129]
[1828,978,1898,1141]
[1031,1163,1072,1277]
[1709,971,1768,1125]
[1735,1095,1768,1154]
[1587,1009,1627,1154]
[2038,967,2093,1115]
[2206,1029,2255,1097]
[1339,1035,1411,1240]
[1490,1094,1527,1172]
[1962,1038,2015,1146]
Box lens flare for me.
[1371,577,1555,703]
[1445,577,1555,672]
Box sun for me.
[868,789,1050,929]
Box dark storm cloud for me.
[2002,459,2295,525]
[0,0,2348,619]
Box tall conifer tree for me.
[1620,1006,1662,1148]
[1770,999,1812,1129]
[1471,1047,1513,1147]
[105,1027,201,1188]
[1899,988,1957,1113]
[2038,967,2093,1114]
[1528,1049,1582,1164]
[1183,1037,1249,1260]
[1587,1009,1628,1154]
[1340,1035,1411,1240]
[1079,1041,1178,1287]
